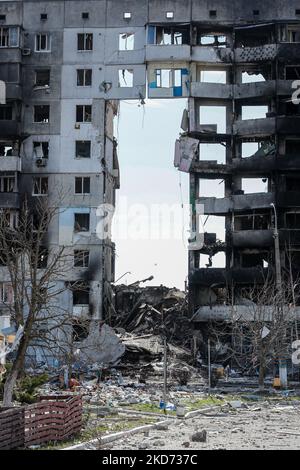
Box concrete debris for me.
[191,430,207,443]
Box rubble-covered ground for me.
[103,400,300,451]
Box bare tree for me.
[0,196,75,406]
[208,277,299,389]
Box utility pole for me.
[208,338,211,392]
[270,203,287,388]
[163,337,167,414]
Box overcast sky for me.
[113,99,189,289]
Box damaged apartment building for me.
[1,0,300,362]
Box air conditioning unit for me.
[22,48,31,56]
[36,158,47,167]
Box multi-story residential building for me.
[1,0,300,363]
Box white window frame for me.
[35,33,51,52]
[74,250,90,268]
[77,69,92,87]
[75,176,90,195]
[33,176,48,196]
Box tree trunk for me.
[2,368,18,407]
[259,363,265,390]
[2,334,28,407]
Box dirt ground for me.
[99,401,300,450]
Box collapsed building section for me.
[1,1,300,365]
[174,19,300,338]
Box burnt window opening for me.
[119,32,135,50]
[286,177,300,191]
[0,210,18,230]
[286,66,300,80]
[118,69,133,87]
[209,10,217,18]
[74,213,90,232]
[75,140,91,158]
[71,281,90,305]
[33,141,49,159]
[0,15,6,22]
[76,105,92,123]
[0,27,9,47]
[33,176,48,196]
[77,33,93,51]
[77,69,92,86]
[285,101,300,116]
[286,139,300,156]
[75,176,90,194]
[285,212,300,229]
[74,250,89,268]
[72,319,89,342]
[82,12,89,19]
[0,105,12,120]
[296,10,300,16]
[40,13,48,21]
[34,105,50,123]
[241,253,265,268]
[0,174,15,193]
[35,247,48,269]
[253,10,260,16]
[154,26,190,45]
[35,69,50,87]
[198,33,227,47]
[234,214,270,231]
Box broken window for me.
[242,106,268,121]
[0,142,16,157]
[242,71,265,83]
[34,105,50,123]
[0,174,15,192]
[33,141,49,159]
[72,319,89,341]
[74,250,89,267]
[35,33,51,52]
[199,70,227,83]
[199,106,226,134]
[74,213,90,232]
[81,12,89,19]
[75,176,90,194]
[35,69,50,86]
[33,176,48,196]
[0,106,12,120]
[123,12,132,19]
[0,283,14,304]
[200,179,225,198]
[118,69,133,87]
[155,69,182,88]
[37,248,48,268]
[71,281,90,305]
[286,139,300,156]
[199,143,226,164]
[0,27,9,47]
[242,178,268,194]
[75,140,91,158]
[285,212,300,229]
[152,26,190,45]
[77,33,93,51]
[119,33,134,50]
[286,177,300,191]
[76,105,92,123]
[241,253,264,268]
[77,69,92,86]
[288,27,300,43]
[0,210,18,230]
[234,213,270,231]
[198,33,227,47]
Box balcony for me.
[192,46,232,63]
[146,45,190,62]
[232,230,273,248]
[191,82,232,99]
[190,267,269,286]
[235,44,277,63]
[193,305,300,322]
[233,117,276,137]
[200,192,274,216]
[0,155,21,172]
[0,192,20,209]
